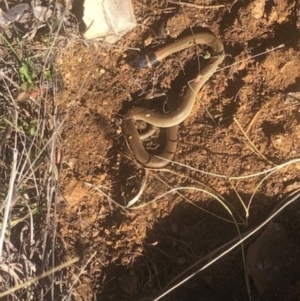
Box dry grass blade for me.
[62,252,97,301]
[0,149,18,256]
[216,44,285,74]
[153,189,300,300]
[246,159,300,221]
[0,71,20,89]
[0,1,80,299]
[0,257,79,298]
[0,263,21,286]
[150,169,246,223]
[167,0,226,9]
[233,117,275,166]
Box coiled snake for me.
[122,32,225,168]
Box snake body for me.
[122,32,225,168]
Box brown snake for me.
[122,32,225,168]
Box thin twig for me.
[167,0,226,9]
[0,149,18,256]
[0,71,20,89]
[149,172,242,224]
[234,117,275,166]
[63,252,97,301]
[216,44,285,74]
[0,257,79,298]
[154,189,300,300]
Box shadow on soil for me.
[96,191,300,301]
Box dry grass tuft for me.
[0,1,79,299]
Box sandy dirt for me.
[56,0,300,300]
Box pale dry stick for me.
[1,14,71,298]
[42,0,73,72]
[244,170,278,222]
[131,183,249,296]
[274,102,300,114]
[41,95,60,259]
[5,83,44,188]
[246,100,300,134]
[16,141,50,275]
[152,157,229,178]
[3,0,9,10]
[229,0,240,12]
[163,169,245,225]
[0,117,12,150]
[153,188,300,301]
[25,202,35,250]
[6,36,60,298]
[246,109,262,135]
[229,158,300,180]
[130,186,236,223]
[228,180,248,220]
[141,245,164,293]
[165,188,300,296]
[126,170,149,207]
[285,92,300,103]
[16,134,41,195]
[47,93,62,300]
[86,154,234,219]
[167,0,226,9]
[0,71,20,89]
[0,97,18,254]
[85,170,149,209]
[0,76,19,151]
[150,167,245,223]
[246,161,300,221]
[88,180,240,224]
[0,207,38,228]
[150,168,217,194]
[85,183,127,211]
[187,74,217,125]
[234,117,274,166]
[0,263,21,286]
[148,159,300,223]
[152,156,300,180]
[16,84,50,189]
[0,256,79,298]
[0,149,18,256]
[217,44,285,74]
[148,170,245,224]
[43,185,56,265]
[17,97,58,190]
[63,251,97,301]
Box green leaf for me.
[20,82,29,91]
[203,51,211,59]
[43,69,52,82]
[29,125,36,136]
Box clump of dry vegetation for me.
[0,1,78,300]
